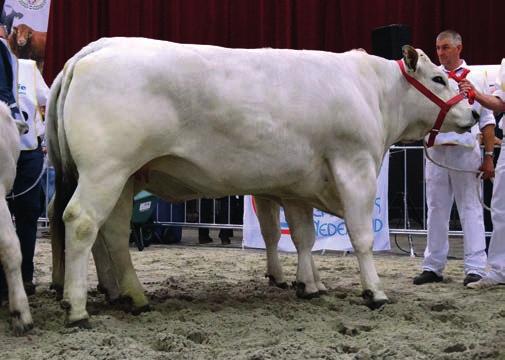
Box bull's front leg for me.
[254,197,287,288]
[330,157,388,309]
[282,200,323,298]
[0,198,33,335]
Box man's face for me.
[436,37,461,68]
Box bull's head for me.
[11,24,32,47]
[400,45,477,140]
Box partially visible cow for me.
[0,102,33,335]
[46,38,476,327]
[8,24,46,71]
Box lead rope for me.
[423,140,492,211]
[6,156,48,200]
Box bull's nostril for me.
[472,110,480,120]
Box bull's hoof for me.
[361,289,388,310]
[60,299,71,311]
[10,311,34,336]
[294,282,320,299]
[50,283,64,301]
[114,295,136,311]
[96,284,108,295]
[266,274,288,289]
[11,320,34,336]
[97,284,120,303]
[65,318,91,329]
[108,296,124,306]
[111,295,150,315]
[131,304,152,316]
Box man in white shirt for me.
[413,30,496,286]
[462,60,505,289]
[13,59,49,293]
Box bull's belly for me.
[139,155,340,213]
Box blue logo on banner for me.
[280,197,383,237]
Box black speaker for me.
[372,24,411,60]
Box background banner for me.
[1,0,51,71]
[243,154,390,252]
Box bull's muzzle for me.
[17,39,27,47]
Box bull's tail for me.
[46,70,75,292]
[46,37,115,291]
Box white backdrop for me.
[243,154,390,252]
[2,0,51,32]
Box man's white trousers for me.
[423,145,487,276]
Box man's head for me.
[436,30,462,71]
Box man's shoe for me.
[220,236,231,245]
[467,277,504,289]
[463,273,482,286]
[198,236,213,244]
[413,271,443,285]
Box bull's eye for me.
[432,76,446,86]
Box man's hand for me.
[458,79,475,95]
[459,79,505,112]
[479,156,495,180]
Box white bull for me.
[0,102,33,335]
[46,38,476,326]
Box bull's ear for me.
[402,45,418,72]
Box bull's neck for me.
[378,59,436,147]
[370,58,416,147]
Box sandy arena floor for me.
[1,232,504,360]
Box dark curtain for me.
[44,0,505,84]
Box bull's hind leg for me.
[95,178,149,313]
[329,158,388,309]
[310,254,328,294]
[0,198,33,335]
[254,197,287,288]
[61,174,129,326]
[282,200,320,298]
[92,235,121,302]
[50,194,65,299]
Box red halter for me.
[447,68,475,105]
[396,60,468,147]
